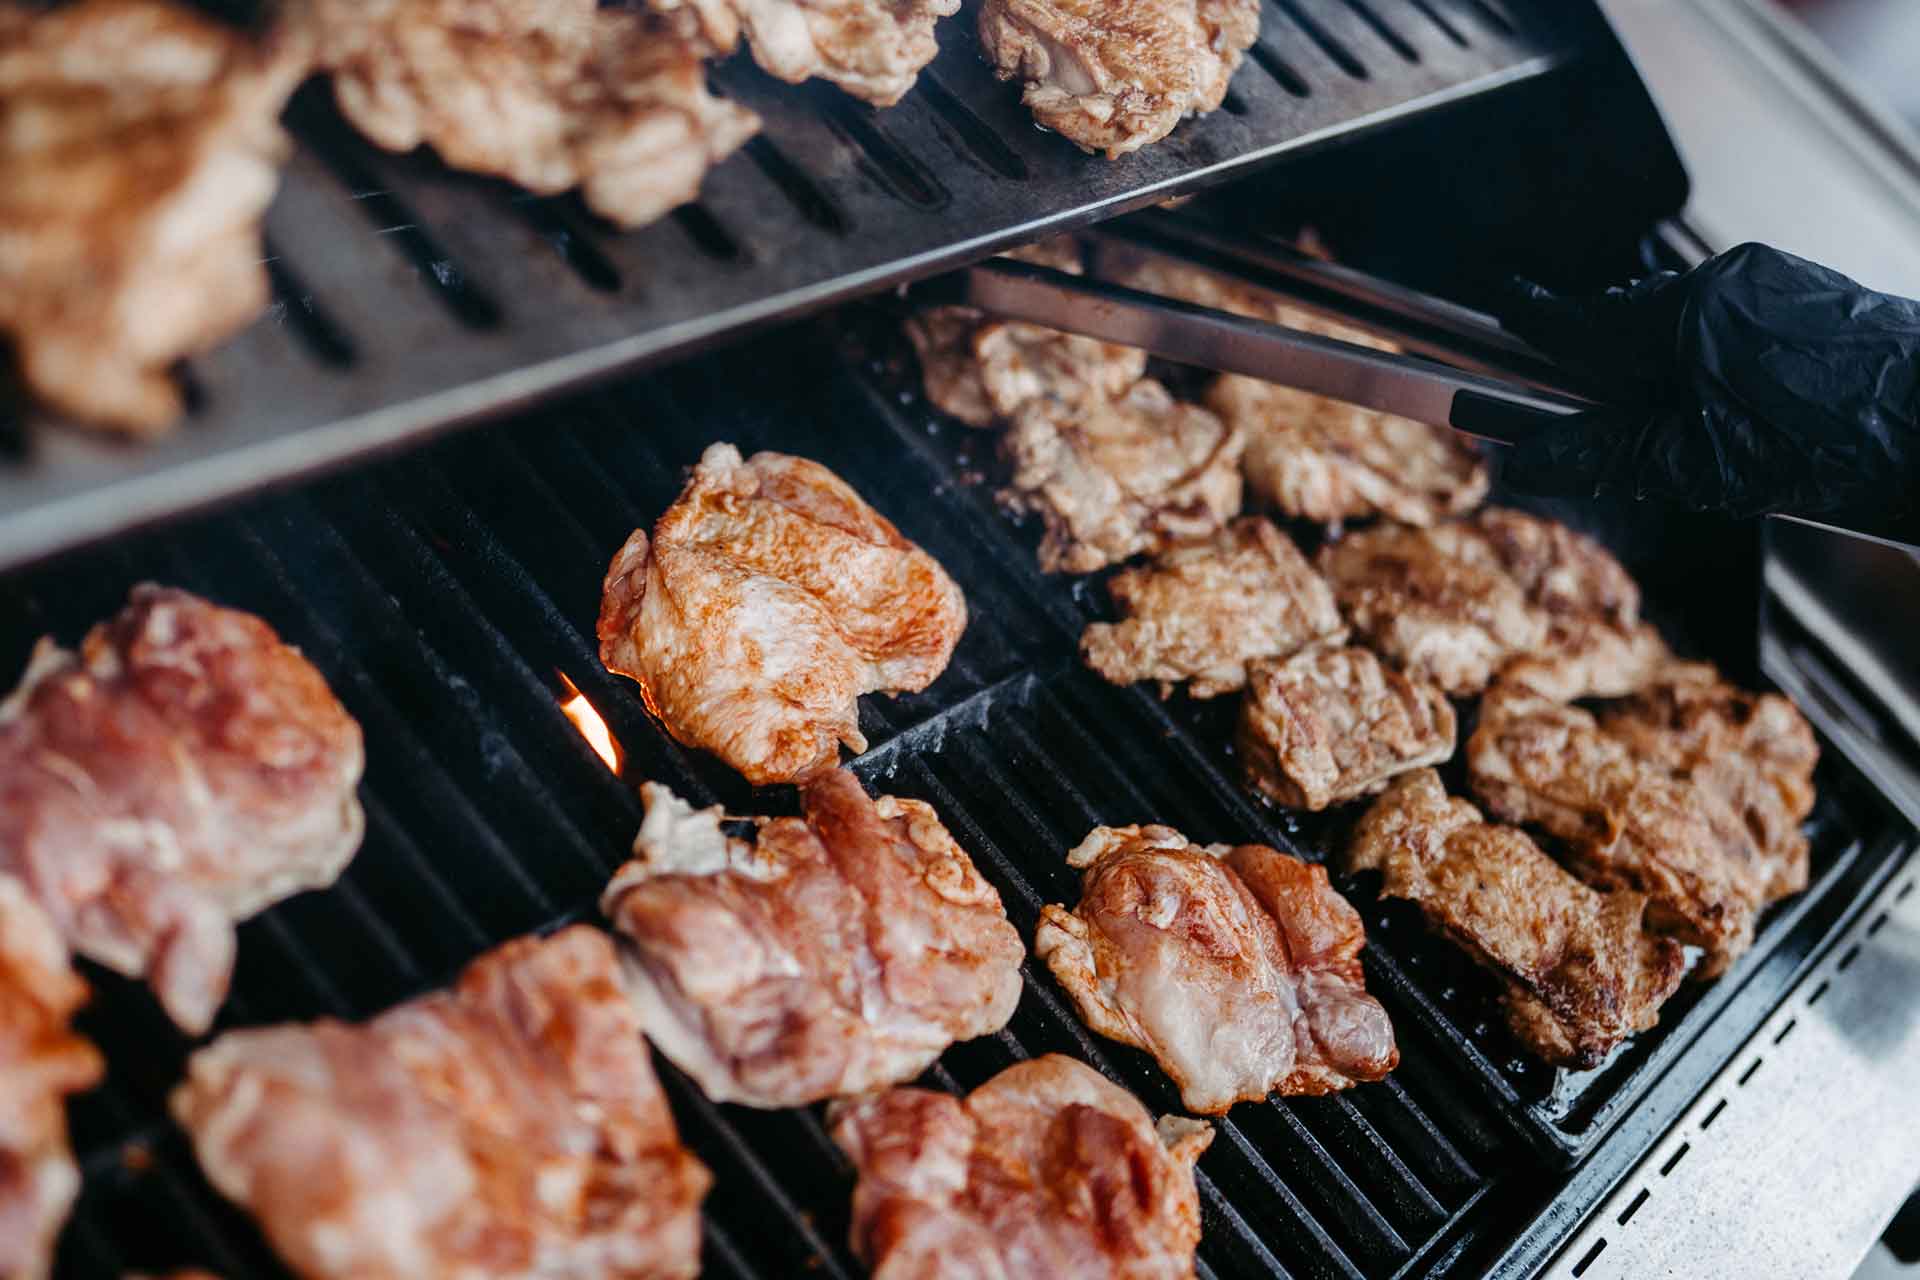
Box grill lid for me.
[0,0,1583,571]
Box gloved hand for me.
[1495,243,1920,530]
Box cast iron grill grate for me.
[5,315,1903,1280]
[0,0,1577,571]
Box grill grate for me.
[0,0,1575,572]
[8,312,1905,1280]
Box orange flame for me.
[557,672,621,773]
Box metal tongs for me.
[923,211,1920,552]
[924,210,1597,445]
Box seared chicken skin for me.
[1348,770,1687,1068]
[0,586,365,1033]
[173,927,711,1280]
[1000,378,1244,573]
[830,1054,1214,1279]
[598,444,967,785]
[1470,657,1817,976]
[308,0,757,230]
[908,239,1148,429]
[0,0,305,433]
[978,0,1259,156]
[0,877,103,1280]
[1238,643,1455,812]
[1037,825,1396,1113]
[602,770,1024,1108]
[1317,509,1655,696]
[1082,516,1345,699]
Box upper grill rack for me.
[0,0,1571,571]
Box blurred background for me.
[1778,0,1920,125]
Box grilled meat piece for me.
[1348,770,1686,1068]
[598,443,967,785]
[1000,378,1244,573]
[0,877,103,1280]
[173,927,711,1280]
[681,0,959,106]
[0,586,365,1033]
[1468,660,1796,976]
[908,239,1148,428]
[602,770,1023,1108]
[1317,509,1652,695]
[1103,255,1488,522]
[978,0,1258,156]
[1205,377,1489,527]
[1081,516,1345,699]
[1238,644,1455,811]
[0,0,304,433]
[1037,824,1396,1112]
[1598,662,1818,901]
[830,1054,1214,1278]
[309,0,757,229]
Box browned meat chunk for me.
[1468,660,1805,976]
[309,0,758,229]
[0,877,103,1280]
[0,0,304,433]
[598,443,967,785]
[1000,379,1244,573]
[1081,516,1345,699]
[672,0,958,106]
[172,927,711,1280]
[1317,509,1656,695]
[1205,376,1489,527]
[978,0,1258,156]
[1598,662,1818,901]
[0,586,365,1033]
[602,769,1024,1108]
[1238,644,1455,811]
[1036,824,1396,1112]
[1348,770,1686,1068]
[1101,255,1488,522]
[830,1054,1214,1278]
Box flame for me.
[557,672,621,773]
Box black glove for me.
[1495,243,1920,530]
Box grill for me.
[9,1,1917,1276]
[0,0,1578,572]
[13,309,1913,1279]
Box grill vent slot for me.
[1276,0,1373,78]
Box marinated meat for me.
[978,0,1259,156]
[829,1054,1214,1279]
[1317,510,1653,695]
[0,877,103,1280]
[601,770,1023,1108]
[668,0,957,105]
[1237,643,1455,811]
[173,927,711,1280]
[999,378,1244,573]
[908,240,1147,428]
[598,443,967,785]
[1598,663,1818,901]
[0,586,365,1033]
[1468,661,1789,976]
[1347,770,1686,1068]
[0,0,305,433]
[1036,824,1396,1112]
[1080,516,1345,698]
[309,0,758,229]
[1102,255,1487,523]
[1205,377,1489,527]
